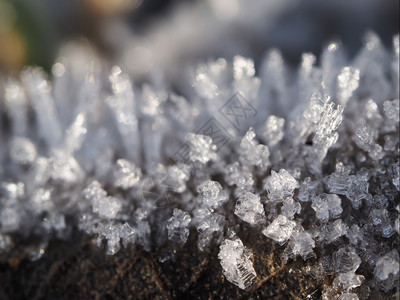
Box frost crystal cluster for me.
[0,32,399,298]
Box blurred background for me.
[0,0,398,75]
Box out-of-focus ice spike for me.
[337,67,360,106]
[107,66,140,163]
[140,85,168,169]
[260,49,290,116]
[113,159,142,190]
[82,180,107,201]
[0,206,21,233]
[262,115,285,147]
[321,42,345,97]
[233,56,260,102]
[392,35,399,95]
[142,117,165,169]
[298,53,322,107]
[4,79,28,136]
[63,113,87,154]
[187,133,217,164]
[192,58,229,108]
[239,127,270,170]
[0,233,13,251]
[262,215,296,245]
[49,149,84,185]
[218,237,257,290]
[21,67,62,147]
[25,157,50,189]
[1,182,25,199]
[383,99,399,123]
[30,188,53,215]
[233,56,255,81]
[354,32,391,103]
[9,137,37,165]
[234,192,266,225]
[92,196,122,219]
[72,62,102,119]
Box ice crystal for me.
[262,215,296,245]
[197,180,228,210]
[264,169,298,202]
[333,246,361,273]
[192,207,225,251]
[239,127,270,169]
[281,197,301,219]
[166,208,192,244]
[333,272,364,291]
[218,238,257,290]
[234,192,266,225]
[311,194,342,222]
[374,250,399,292]
[286,225,315,260]
[0,30,399,298]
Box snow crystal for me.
[311,194,342,222]
[287,225,315,260]
[333,271,364,291]
[197,180,228,210]
[281,197,301,219]
[193,207,225,251]
[333,246,361,273]
[166,208,192,244]
[239,127,270,170]
[264,169,298,202]
[234,192,266,225]
[262,215,296,245]
[218,238,257,290]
